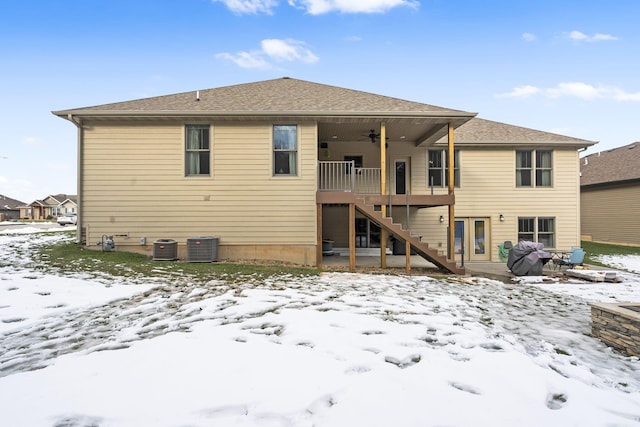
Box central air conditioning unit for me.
[153,239,178,261]
[186,236,218,262]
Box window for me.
[536,151,552,187]
[273,125,297,175]
[537,217,555,248]
[185,125,210,176]
[516,150,552,187]
[428,149,459,187]
[518,217,535,241]
[518,216,555,247]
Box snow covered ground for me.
[0,229,639,427]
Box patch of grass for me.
[581,241,640,267]
[35,240,320,283]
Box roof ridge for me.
[53,77,476,116]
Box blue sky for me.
[1,0,638,203]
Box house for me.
[0,194,26,221]
[20,194,78,220]
[52,77,595,273]
[580,142,640,246]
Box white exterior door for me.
[454,217,491,262]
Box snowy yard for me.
[1,227,639,426]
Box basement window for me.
[518,216,555,247]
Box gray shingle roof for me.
[0,195,26,210]
[437,117,596,146]
[53,77,472,116]
[580,142,640,187]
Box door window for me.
[395,160,406,195]
[474,220,486,255]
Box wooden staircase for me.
[354,198,465,275]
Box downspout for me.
[447,123,456,262]
[67,114,83,244]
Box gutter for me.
[51,109,479,119]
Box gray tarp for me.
[507,240,553,276]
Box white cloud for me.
[217,39,318,69]
[261,39,319,63]
[546,82,603,100]
[521,32,536,42]
[215,51,272,69]
[496,82,640,102]
[211,0,278,14]
[495,85,541,98]
[568,30,618,42]
[212,0,417,14]
[287,0,418,14]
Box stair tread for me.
[353,200,465,274]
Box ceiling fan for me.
[364,129,381,143]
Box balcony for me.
[317,161,380,194]
[317,161,454,207]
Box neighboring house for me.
[580,142,640,246]
[58,196,79,215]
[0,194,26,221]
[20,194,78,220]
[53,77,595,273]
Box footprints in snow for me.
[546,392,569,410]
[385,353,421,369]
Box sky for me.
[1,228,640,426]
[1,0,639,204]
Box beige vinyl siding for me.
[408,148,582,259]
[319,138,583,261]
[581,183,640,246]
[81,120,317,248]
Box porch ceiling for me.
[317,116,473,147]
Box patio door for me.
[393,157,410,195]
[454,217,490,262]
[355,217,381,248]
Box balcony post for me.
[380,122,387,268]
[349,202,356,271]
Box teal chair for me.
[558,248,585,269]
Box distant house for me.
[580,142,640,246]
[53,77,595,273]
[0,195,26,221]
[20,194,78,220]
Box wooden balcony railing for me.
[318,161,381,194]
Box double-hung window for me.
[273,125,297,176]
[428,149,459,187]
[516,150,552,187]
[185,125,210,176]
[518,216,555,247]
